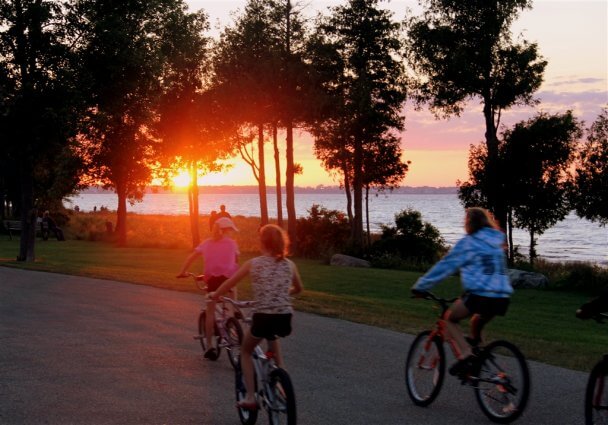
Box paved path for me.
[0,267,587,424]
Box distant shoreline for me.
[79,185,458,195]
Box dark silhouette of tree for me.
[459,111,582,265]
[311,0,408,251]
[0,0,83,261]
[76,0,183,246]
[406,0,547,231]
[572,108,608,226]
[155,8,230,248]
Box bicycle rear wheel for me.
[235,362,258,425]
[405,330,446,407]
[197,311,220,360]
[225,317,244,369]
[474,340,530,423]
[266,367,296,425]
[585,357,608,425]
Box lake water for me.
[65,192,607,266]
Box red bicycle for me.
[405,291,530,423]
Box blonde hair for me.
[259,224,289,261]
[465,207,500,235]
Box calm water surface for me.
[66,192,607,266]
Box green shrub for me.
[295,204,351,259]
[370,208,447,267]
[514,258,608,293]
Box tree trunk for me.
[507,209,514,266]
[258,124,269,225]
[17,160,36,262]
[529,229,536,267]
[352,136,364,251]
[342,158,353,223]
[365,185,371,250]
[483,101,507,232]
[273,123,283,227]
[285,121,296,251]
[284,2,297,251]
[115,182,127,247]
[189,161,200,248]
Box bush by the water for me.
[370,209,447,269]
[515,258,608,294]
[295,204,350,259]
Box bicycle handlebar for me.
[413,290,458,304]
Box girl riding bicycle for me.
[411,207,513,376]
[210,224,303,410]
[177,217,240,359]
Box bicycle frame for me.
[251,345,281,408]
[423,294,464,361]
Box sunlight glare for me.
[171,169,192,188]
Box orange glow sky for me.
[184,0,607,188]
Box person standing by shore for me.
[217,204,231,219]
[177,217,240,359]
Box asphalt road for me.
[0,267,588,424]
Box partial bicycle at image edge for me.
[405,291,530,424]
[576,305,608,425]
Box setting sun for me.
[171,169,192,188]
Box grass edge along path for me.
[0,239,604,372]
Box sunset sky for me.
[183,0,607,188]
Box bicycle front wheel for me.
[235,362,258,425]
[197,311,220,360]
[405,330,446,407]
[585,358,608,425]
[225,317,244,369]
[267,367,296,425]
[474,340,530,423]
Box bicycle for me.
[405,291,530,423]
[234,311,297,425]
[577,311,608,425]
[182,272,252,369]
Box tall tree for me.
[313,0,408,251]
[459,111,582,265]
[406,0,547,230]
[75,0,182,246]
[155,7,228,248]
[212,0,286,225]
[572,108,608,226]
[0,0,82,261]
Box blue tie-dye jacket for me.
[413,227,513,298]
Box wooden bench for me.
[3,220,49,240]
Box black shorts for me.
[250,313,293,341]
[462,293,510,317]
[206,275,228,292]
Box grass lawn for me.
[0,238,604,371]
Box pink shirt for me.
[195,237,239,278]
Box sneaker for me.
[449,355,478,377]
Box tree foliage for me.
[458,111,583,264]
[572,108,608,226]
[74,0,185,246]
[311,0,408,251]
[406,0,547,229]
[0,0,84,260]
